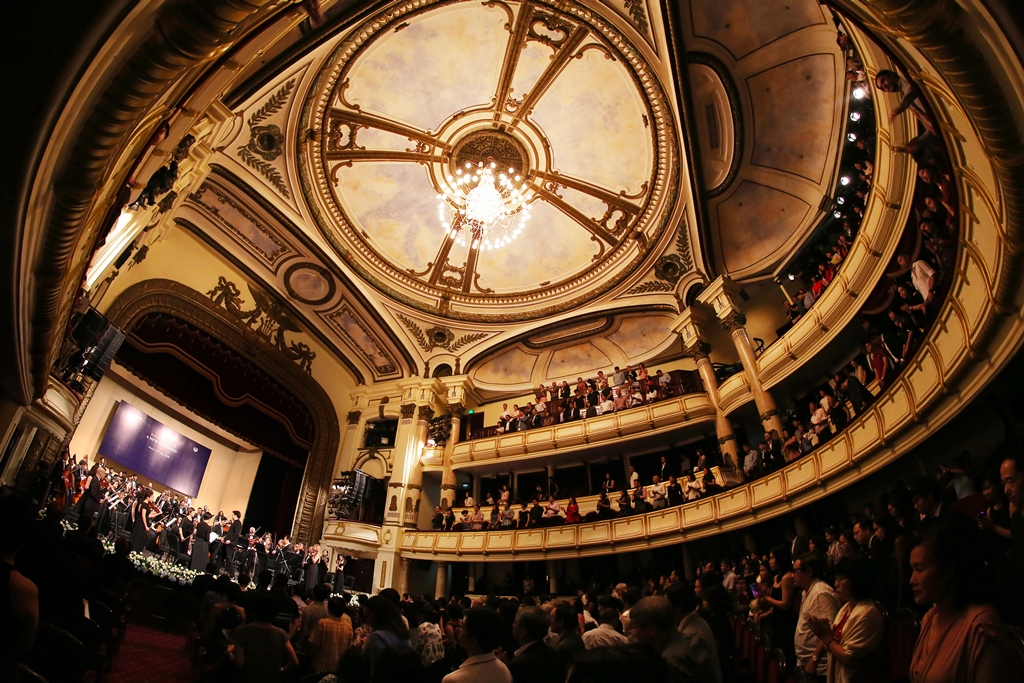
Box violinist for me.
[131,489,154,553]
[178,508,195,556]
[221,510,242,576]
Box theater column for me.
[398,557,411,597]
[435,561,448,600]
[670,306,739,475]
[333,409,363,478]
[698,276,785,436]
[440,404,464,510]
[547,559,559,594]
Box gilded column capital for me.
[720,311,747,333]
[683,341,711,362]
[400,403,416,419]
[346,410,361,425]
[417,405,435,422]
[447,403,467,419]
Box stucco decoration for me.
[299,0,682,322]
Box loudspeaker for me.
[72,308,107,347]
[83,326,126,380]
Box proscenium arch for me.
[104,279,341,543]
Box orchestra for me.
[59,450,352,584]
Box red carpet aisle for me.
[107,623,193,683]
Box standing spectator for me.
[228,592,299,683]
[308,596,352,672]
[548,602,586,664]
[506,607,561,683]
[807,556,884,683]
[629,596,721,683]
[794,554,841,682]
[443,608,512,683]
[581,608,629,649]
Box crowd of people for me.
[487,365,700,438]
[787,27,876,329]
[185,452,1024,683]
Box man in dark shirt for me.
[548,602,585,668]
[506,607,561,683]
[528,500,544,528]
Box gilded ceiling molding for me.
[200,164,419,375]
[29,0,283,398]
[394,313,489,355]
[104,279,341,545]
[236,78,295,198]
[298,0,683,323]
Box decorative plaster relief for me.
[324,303,399,376]
[188,183,292,266]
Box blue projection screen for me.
[98,401,212,497]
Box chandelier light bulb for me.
[438,160,532,251]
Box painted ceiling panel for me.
[547,342,612,379]
[606,314,677,358]
[717,181,811,273]
[344,5,507,130]
[689,0,826,59]
[530,48,652,194]
[748,54,838,183]
[474,346,538,385]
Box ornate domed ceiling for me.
[298,0,680,322]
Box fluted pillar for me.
[685,342,739,471]
[467,562,476,593]
[671,305,739,476]
[435,561,448,600]
[398,557,411,596]
[440,404,464,510]
[698,276,785,436]
[721,311,785,435]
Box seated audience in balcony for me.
[488,504,501,530]
[517,503,529,529]
[528,500,544,528]
[807,555,885,683]
[649,476,668,510]
[543,495,562,521]
[499,503,514,529]
[666,476,684,506]
[743,444,762,481]
[565,497,580,524]
[617,488,632,515]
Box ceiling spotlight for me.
[853,88,866,100]
[837,197,846,205]
[788,274,795,281]
[850,112,861,122]
[840,176,851,186]
[833,211,843,218]
[848,133,858,142]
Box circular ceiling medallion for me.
[284,262,336,306]
[300,0,681,322]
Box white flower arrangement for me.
[127,551,200,585]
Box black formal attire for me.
[431,512,444,530]
[80,477,103,529]
[552,630,586,670]
[333,557,347,593]
[191,521,211,571]
[529,504,544,527]
[130,505,150,552]
[667,482,683,506]
[443,509,455,531]
[221,519,241,574]
[507,641,563,683]
[304,555,323,591]
[179,517,194,558]
[659,462,673,481]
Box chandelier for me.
[437,161,532,251]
